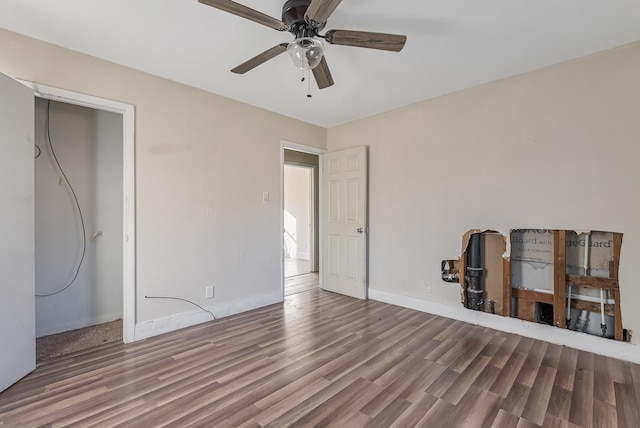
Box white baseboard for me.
[134,290,282,341]
[36,312,123,338]
[368,288,640,364]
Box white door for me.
[0,73,36,392]
[322,146,368,299]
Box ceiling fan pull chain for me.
[307,69,312,98]
[301,68,305,82]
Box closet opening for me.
[34,98,125,361]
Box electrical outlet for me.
[205,285,215,299]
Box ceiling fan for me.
[198,0,407,89]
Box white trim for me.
[309,166,315,271]
[283,141,325,155]
[135,290,282,340]
[369,288,640,364]
[281,141,326,295]
[280,145,285,297]
[318,153,323,289]
[135,309,214,341]
[20,81,137,344]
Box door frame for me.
[20,80,136,343]
[281,141,325,297]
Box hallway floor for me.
[285,257,312,278]
[285,272,319,296]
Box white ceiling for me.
[1,0,639,128]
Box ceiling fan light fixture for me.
[287,37,324,70]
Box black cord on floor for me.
[145,295,216,320]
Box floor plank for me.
[614,381,640,427]
[284,257,311,277]
[1,288,639,427]
[284,272,318,296]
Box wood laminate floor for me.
[285,272,319,296]
[2,289,639,427]
[285,257,312,278]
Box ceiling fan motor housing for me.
[282,0,324,38]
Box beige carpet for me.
[36,319,123,362]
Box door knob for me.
[357,227,368,233]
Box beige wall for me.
[3,26,639,349]
[0,28,326,328]
[328,42,640,344]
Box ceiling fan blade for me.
[305,0,343,26]
[312,56,334,89]
[198,0,286,31]
[325,30,407,52]
[231,44,288,74]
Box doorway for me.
[281,144,369,299]
[283,146,321,296]
[284,164,313,277]
[23,80,136,345]
[34,98,124,360]
[0,76,134,391]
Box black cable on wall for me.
[145,296,216,320]
[36,100,87,298]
